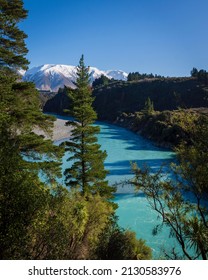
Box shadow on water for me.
[105,158,173,176]
[96,122,176,186]
[53,115,179,258]
[114,193,146,201]
[98,123,174,153]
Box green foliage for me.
[127,71,163,81]
[0,0,64,259]
[0,0,29,70]
[0,125,50,259]
[95,219,152,260]
[27,187,151,260]
[116,109,202,148]
[64,55,115,198]
[131,115,208,259]
[174,115,208,196]
[0,72,63,182]
[0,2,146,261]
[191,67,208,85]
[0,0,154,262]
[92,74,111,88]
[191,67,198,77]
[91,77,208,121]
[28,187,114,259]
[142,97,154,115]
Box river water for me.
[55,117,181,259]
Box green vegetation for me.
[28,187,115,259]
[131,115,208,259]
[2,0,207,261]
[64,55,115,198]
[92,78,208,121]
[0,1,151,259]
[44,70,208,121]
[0,0,29,69]
[95,220,152,260]
[0,0,63,259]
[92,74,112,88]
[191,67,208,85]
[127,71,164,81]
[116,108,207,148]
[142,97,154,115]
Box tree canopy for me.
[0,1,152,260]
[92,74,111,88]
[0,0,63,259]
[131,115,208,259]
[191,67,208,85]
[64,55,115,198]
[0,0,29,70]
[127,72,163,81]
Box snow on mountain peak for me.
[106,70,128,81]
[23,64,128,92]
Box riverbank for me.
[34,118,73,141]
[38,115,172,194]
[39,116,178,258]
[34,116,136,193]
[113,108,208,149]
[38,110,182,150]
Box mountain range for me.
[22,64,128,92]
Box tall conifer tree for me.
[0,0,63,258]
[0,0,29,70]
[64,55,115,198]
[0,0,62,180]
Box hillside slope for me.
[93,78,208,121]
[114,108,208,148]
[43,77,208,121]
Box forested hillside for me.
[43,77,208,121]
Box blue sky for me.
[21,0,208,76]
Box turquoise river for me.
[55,115,181,259]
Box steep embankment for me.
[43,77,208,121]
[42,87,70,114]
[43,77,208,147]
[93,78,208,121]
[114,108,208,148]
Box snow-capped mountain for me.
[22,64,128,92]
[105,70,128,81]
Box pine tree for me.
[0,0,29,70]
[64,55,115,198]
[0,0,63,180]
[143,97,154,115]
[0,0,63,258]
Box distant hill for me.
[22,64,128,92]
[93,77,208,121]
[43,77,208,121]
